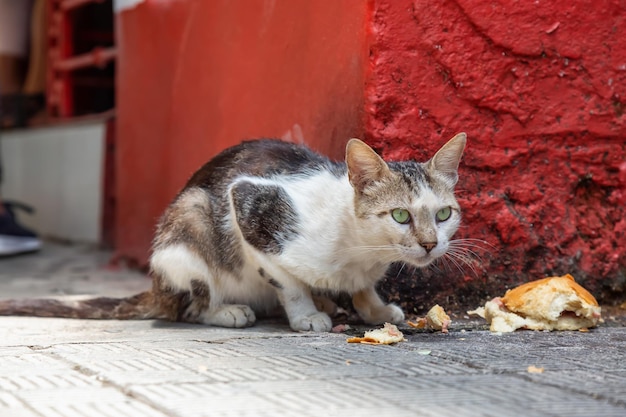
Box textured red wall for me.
[368,0,626,306]
[115,0,625,307]
[115,0,370,263]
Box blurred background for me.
[0,0,624,310]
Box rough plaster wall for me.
[367,0,626,308]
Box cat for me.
[0,133,467,332]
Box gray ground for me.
[1,242,625,417]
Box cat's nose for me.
[420,242,437,253]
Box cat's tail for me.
[0,291,163,320]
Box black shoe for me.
[1,93,45,129]
[0,201,42,256]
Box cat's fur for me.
[0,133,466,332]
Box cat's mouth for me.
[411,256,437,268]
[402,247,445,268]
[405,253,438,268]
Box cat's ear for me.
[427,132,466,187]
[346,138,391,192]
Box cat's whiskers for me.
[448,238,494,250]
[436,254,463,275]
[444,250,479,276]
[436,237,492,277]
[337,244,398,254]
[336,245,403,264]
[394,261,409,279]
[447,247,483,265]
[426,259,445,274]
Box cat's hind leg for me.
[150,244,256,328]
[312,294,338,316]
[180,278,256,328]
[352,286,404,325]
[197,305,256,328]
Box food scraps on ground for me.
[331,324,351,333]
[407,304,451,333]
[346,322,406,345]
[468,274,602,333]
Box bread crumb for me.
[527,365,544,374]
[347,323,405,345]
[407,318,427,329]
[408,305,451,333]
[331,324,351,333]
[425,305,451,333]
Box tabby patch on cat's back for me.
[0,133,468,334]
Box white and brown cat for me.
[0,133,467,332]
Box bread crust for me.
[470,274,602,332]
[502,274,598,316]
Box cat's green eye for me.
[391,208,411,224]
[436,207,452,222]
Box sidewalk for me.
[1,243,625,417]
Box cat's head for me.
[345,133,466,268]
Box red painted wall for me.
[368,0,626,305]
[115,0,371,263]
[115,0,625,305]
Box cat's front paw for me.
[290,312,332,332]
[360,304,405,325]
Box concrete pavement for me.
[1,243,625,417]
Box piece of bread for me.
[347,322,405,344]
[425,304,451,333]
[469,274,602,332]
[407,304,451,333]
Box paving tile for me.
[1,243,626,417]
[0,391,40,417]
[26,399,168,417]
